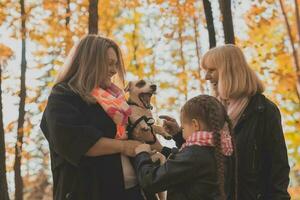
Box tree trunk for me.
[279,0,300,100]
[219,0,235,44]
[193,16,205,94]
[131,8,141,77]
[65,0,72,54]
[0,62,10,200]
[65,0,70,26]
[202,0,216,48]
[88,0,98,34]
[295,0,300,47]
[178,29,188,101]
[14,0,27,199]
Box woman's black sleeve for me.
[40,95,103,167]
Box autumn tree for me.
[89,0,98,34]
[98,0,124,37]
[0,0,78,198]
[219,0,235,44]
[202,0,216,48]
[279,0,300,99]
[14,0,28,199]
[0,44,13,200]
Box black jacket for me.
[233,93,290,200]
[135,146,235,200]
[40,83,136,200]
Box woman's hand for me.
[121,140,143,157]
[135,144,152,155]
[159,115,181,136]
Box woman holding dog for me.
[158,44,290,200]
[40,35,145,200]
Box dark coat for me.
[40,82,138,200]
[233,93,290,200]
[135,146,235,200]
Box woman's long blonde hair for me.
[201,44,264,100]
[55,34,126,104]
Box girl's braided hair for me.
[181,95,237,200]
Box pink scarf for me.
[91,84,132,140]
[180,130,233,156]
[226,98,249,127]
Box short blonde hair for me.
[55,34,126,104]
[201,44,264,99]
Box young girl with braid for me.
[134,95,236,200]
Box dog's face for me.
[125,80,157,109]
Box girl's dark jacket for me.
[160,93,290,200]
[135,143,235,200]
[40,82,135,200]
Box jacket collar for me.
[51,82,77,97]
[235,93,266,129]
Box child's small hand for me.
[159,115,181,136]
[151,152,166,165]
[135,144,152,155]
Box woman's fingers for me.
[123,140,143,157]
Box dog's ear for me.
[124,81,131,92]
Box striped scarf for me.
[180,130,233,156]
[91,83,132,140]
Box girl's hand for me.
[159,115,181,136]
[151,152,166,165]
[135,144,151,155]
[121,140,143,157]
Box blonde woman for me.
[159,45,290,200]
[40,35,144,200]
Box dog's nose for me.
[150,84,157,91]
